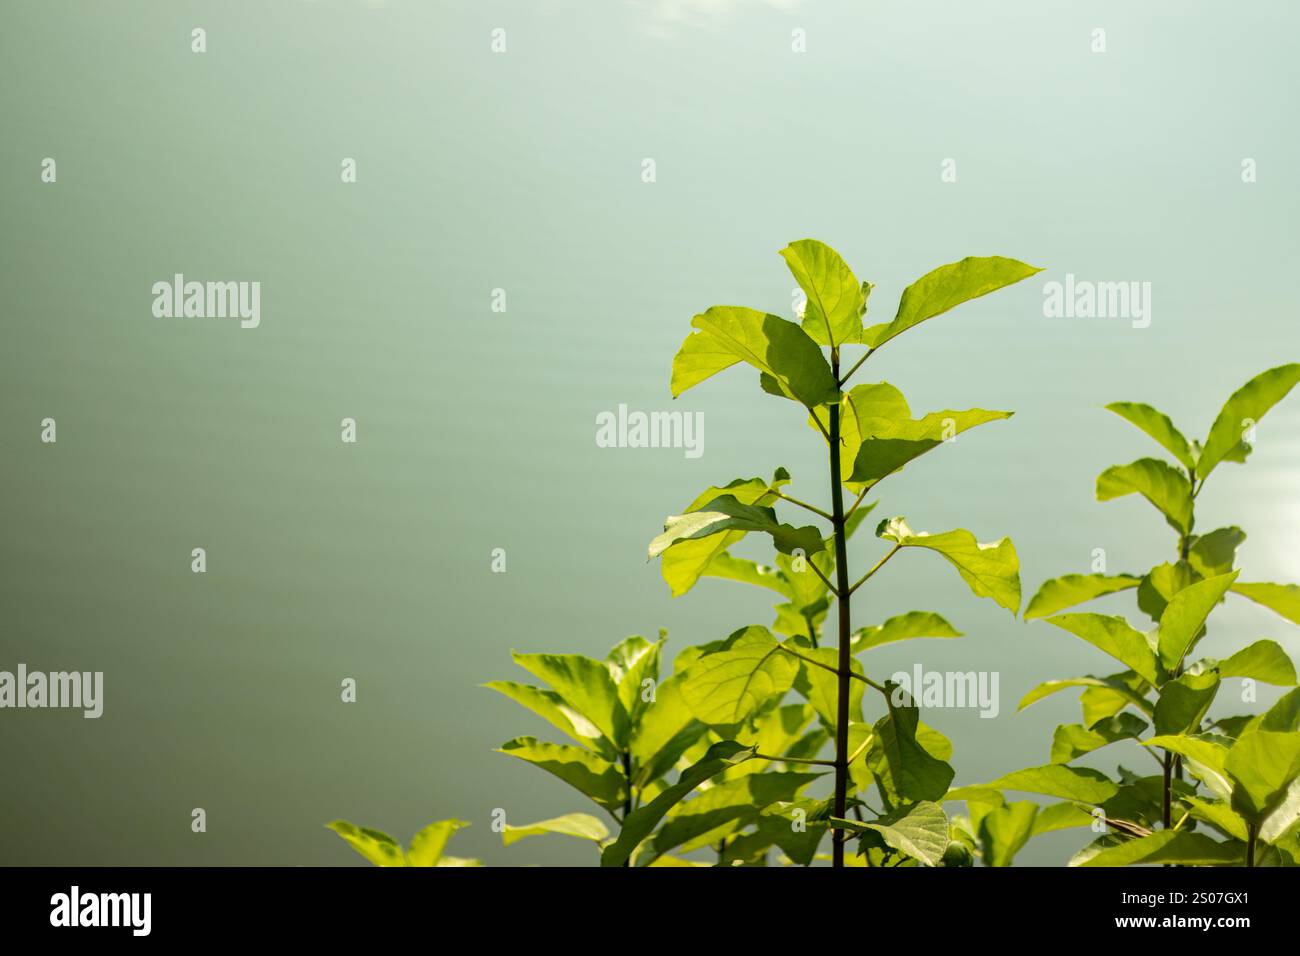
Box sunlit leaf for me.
[1073,831,1243,867]
[325,820,408,867]
[501,813,609,848]
[864,256,1042,350]
[1050,713,1148,763]
[876,517,1020,614]
[1198,364,1300,480]
[1096,458,1193,534]
[948,764,1118,804]
[482,681,615,757]
[1188,527,1246,579]
[780,238,866,347]
[1225,730,1300,825]
[1211,640,1297,686]
[851,611,962,653]
[671,306,839,406]
[1024,574,1141,620]
[831,801,950,867]
[657,474,785,598]
[600,741,757,867]
[1104,401,1196,472]
[1044,613,1162,685]
[679,626,799,726]
[650,495,826,562]
[1232,582,1300,626]
[407,819,471,867]
[1155,571,1239,674]
[1152,671,1221,737]
[869,698,955,803]
[497,736,628,813]
[1144,734,1232,800]
[511,651,630,749]
[979,801,1038,867]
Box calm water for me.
[2,0,1298,865]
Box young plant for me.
[487,632,826,866]
[961,364,1300,866]
[649,240,1039,867]
[325,818,481,866]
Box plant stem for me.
[1161,750,1172,829]
[621,752,633,868]
[806,560,838,595]
[1247,825,1257,867]
[829,353,852,869]
[775,490,834,522]
[848,545,900,596]
[838,348,874,386]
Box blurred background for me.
[1,0,1297,866]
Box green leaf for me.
[629,672,706,787]
[407,819,471,866]
[876,517,1020,614]
[1044,613,1162,686]
[851,611,962,654]
[1144,734,1232,800]
[795,647,864,729]
[864,256,1042,350]
[1214,640,1297,686]
[701,552,794,600]
[1184,796,1250,842]
[948,764,1119,804]
[670,306,839,407]
[1104,402,1196,472]
[1051,713,1148,764]
[810,382,910,481]
[497,737,628,813]
[1260,688,1300,733]
[1024,574,1142,620]
[679,626,799,726]
[780,239,866,348]
[1096,458,1193,534]
[831,801,950,867]
[1074,831,1243,867]
[847,408,1013,487]
[511,652,630,749]
[600,741,756,867]
[869,698,955,802]
[325,820,408,867]
[1018,675,1151,715]
[652,771,821,859]
[1137,562,1198,623]
[758,798,827,866]
[482,681,614,757]
[501,813,609,848]
[1152,671,1221,737]
[979,801,1038,867]
[1198,364,1300,480]
[1155,571,1239,673]
[1232,582,1300,626]
[1188,527,1247,579]
[650,495,826,561]
[657,474,785,598]
[1225,730,1300,825]
[606,635,662,722]
[1031,802,1096,837]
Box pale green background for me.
[2,0,1297,866]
